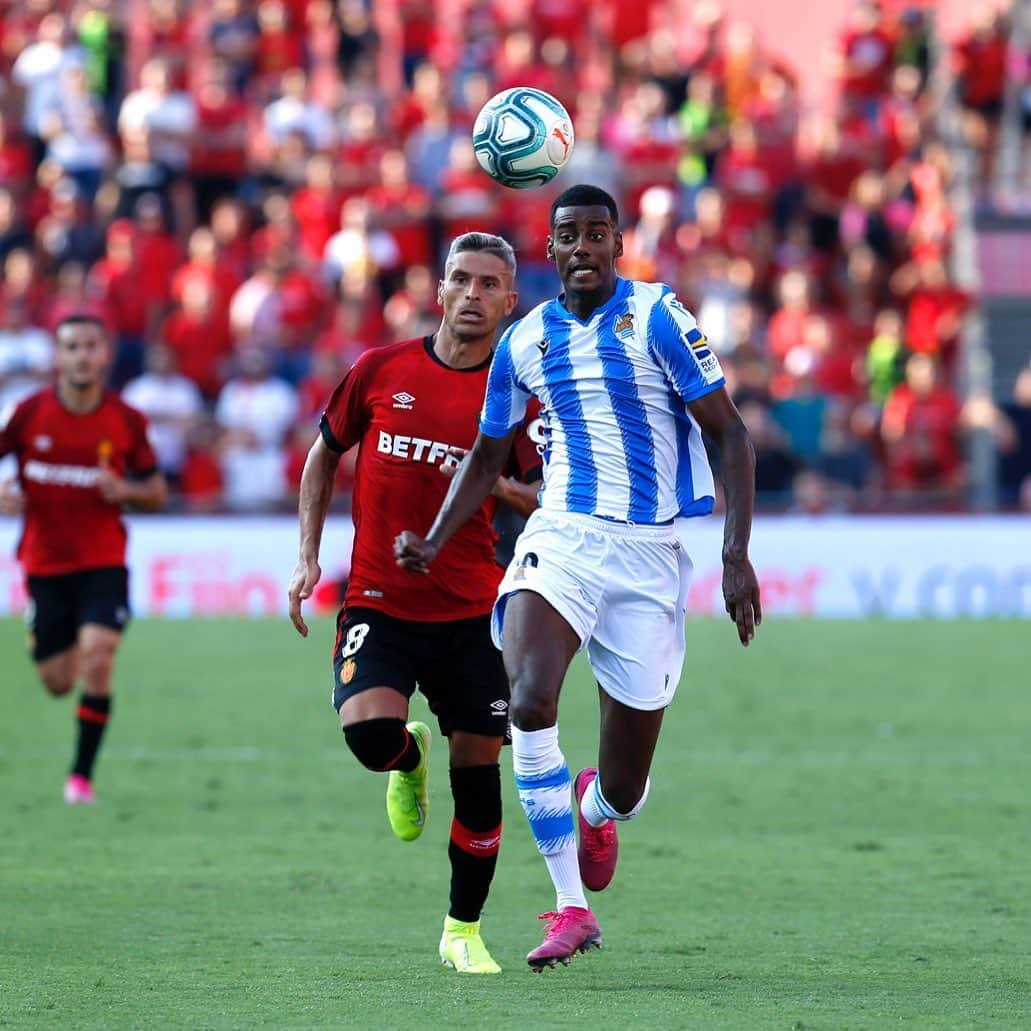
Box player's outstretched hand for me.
[288,555,321,637]
[722,554,762,646]
[0,478,24,515]
[394,531,438,575]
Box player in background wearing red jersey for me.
[288,233,540,975]
[0,316,167,804]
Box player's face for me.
[56,323,110,390]
[547,205,623,297]
[438,251,518,341]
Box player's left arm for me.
[395,428,518,573]
[687,387,762,646]
[441,446,542,519]
[96,465,169,511]
[99,407,169,510]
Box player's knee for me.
[40,672,74,697]
[509,693,558,731]
[343,717,411,772]
[80,643,116,682]
[507,671,558,730]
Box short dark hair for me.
[550,184,619,228]
[444,232,517,277]
[55,314,108,337]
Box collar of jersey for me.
[551,276,631,327]
[422,335,493,373]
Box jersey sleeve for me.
[479,327,531,438]
[124,404,160,477]
[320,354,372,453]
[646,289,726,403]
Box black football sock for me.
[448,764,503,923]
[343,718,421,773]
[71,694,111,780]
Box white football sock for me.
[581,774,651,827]
[512,724,588,911]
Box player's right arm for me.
[0,399,26,515]
[289,359,369,637]
[289,434,342,637]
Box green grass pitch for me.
[1,617,1028,1029]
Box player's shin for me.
[71,694,111,781]
[447,764,502,922]
[511,725,587,910]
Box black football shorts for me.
[25,566,130,662]
[331,606,510,739]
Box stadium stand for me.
[0,0,1027,514]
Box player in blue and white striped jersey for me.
[396,184,761,970]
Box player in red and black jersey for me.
[0,316,167,804]
[288,233,540,975]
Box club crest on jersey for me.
[341,658,357,684]
[97,438,113,460]
[392,392,416,410]
[614,311,635,340]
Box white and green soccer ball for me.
[472,87,574,189]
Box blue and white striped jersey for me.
[479,277,725,523]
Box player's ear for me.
[504,289,518,316]
[614,230,624,260]
[437,279,445,305]
[545,235,555,263]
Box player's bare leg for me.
[502,590,602,970]
[439,731,504,974]
[575,691,665,890]
[338,687,429,841]
[36,648,78,697]
[62,624,121,804]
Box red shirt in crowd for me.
[170,259,242,317]
[193,92,251,178]
[136,229,182,302]
[364,183,433,267]
[905,284,968,358]
[291,184,345,261]
[320,336,536,622]
[161,307,233,398]
[278,267,329,348]
[0,388,157,575]
[90,257,150,337]
[953,30,1008,108]
[881,383,962,488]
[839,24,896,99]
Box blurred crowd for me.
[0,0,1029,512]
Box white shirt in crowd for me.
[118,88,197,170]
[214,372,298,509]
[0,326,54,414]
[12,42,84,138]
[122,371,203,476]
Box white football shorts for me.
[492,509,695,711]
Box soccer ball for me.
[472,87,574,190]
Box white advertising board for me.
[0,515,1028,619]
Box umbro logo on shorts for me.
[490,700,508,716]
